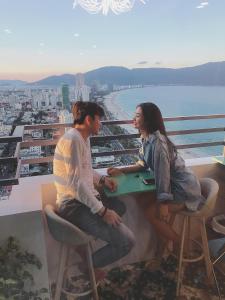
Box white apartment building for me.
[58,110,73,124]
[74,85,90,102]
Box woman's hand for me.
[107,167,124,176]
[159,203,169,222]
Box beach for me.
[104,92,137,134]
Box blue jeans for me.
[58,196,135,268]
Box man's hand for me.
[159,203,169,222]
[104,176,117,192]
[103,209,122,226]
[107,167,124,176]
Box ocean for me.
[114,86,225,157]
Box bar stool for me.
[173,178,219,296]
[44,204,99,300]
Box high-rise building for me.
[75,73,90,102]
[61,84,70,111]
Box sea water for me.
[114,86,225,157]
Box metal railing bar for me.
[176,141,224,149]
[164,114,225,122]
[91,133,140,142]
[19,140,225,164]
[0,157,18,162]
[21,139,59,148]
[24,123,72,130]
[22,114,225,131]
[21,156,54,165]
[0,136,23,143]
[102,114,225,125]
[168,127,225,136]
[20,128,225,147]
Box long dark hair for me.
[137,102,177,158]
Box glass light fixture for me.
[73,0,146,15]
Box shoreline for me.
[104,92,137,134]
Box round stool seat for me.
[44,204,99,300]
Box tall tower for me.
[75,73,90,102]
[75,73,84,101]
[61,84,70,111]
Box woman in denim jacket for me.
[107,102,205,253]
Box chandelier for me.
[73,0,146,15]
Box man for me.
[53,101,135,272]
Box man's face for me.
[89,115,101,135]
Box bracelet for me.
[100,207,107,218]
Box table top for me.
[213,156,225,165]
[104,170,156,197]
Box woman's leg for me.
[137,192,184,249]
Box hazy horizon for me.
[1,0,225,81]
[1,60,225,83]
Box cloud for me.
[39,42,45,47]
[201,2,209,6]
[137,61,148,65]
[3,28,12,34]
[74,33,80,37]
[155,61,161,65]
[196,1,209,8]
[72,0,77,9]
[92,44,97,49]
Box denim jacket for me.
[137,130,205,211]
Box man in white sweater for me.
[54,101,135,271]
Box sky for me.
[0,0,225,81]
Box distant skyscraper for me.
[76,73,85,89]
[75,73,90,102]
[61,84,70,111]
[75,73,84,101]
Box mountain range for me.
[1,61,225,87]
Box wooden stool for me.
[173,178,219,296]
[45,204,99,300]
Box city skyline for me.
[1,0,225,81]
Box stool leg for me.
[86,242,99,300]
[186,216,191,256]
[176,215,187,297]
[55,244,69,300]
[199,217,213,284]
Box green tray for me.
[104,170,155,197]
[213,156,225,165]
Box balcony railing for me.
[1,113,225,186]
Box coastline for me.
[103,91,137,134]
[103,91,202,159]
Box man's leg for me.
[58,199,135,268]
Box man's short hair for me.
[72,101,105,125]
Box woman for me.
[107,102,205,253]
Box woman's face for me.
[133,106,145,131]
